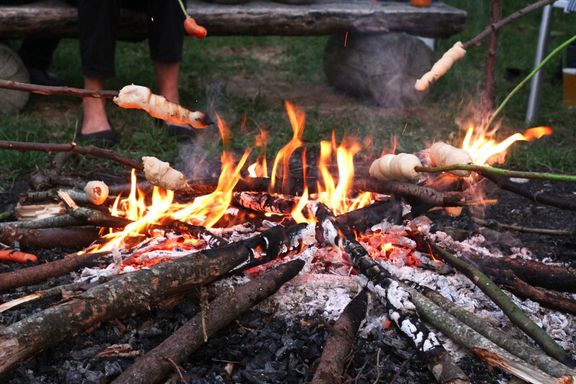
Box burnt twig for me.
[311,289,368,384]
[111,258,305,384]
[314,203,469,384]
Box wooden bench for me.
[0,0,466,39]
[0,0,466,111]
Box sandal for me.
[77,129,118,147]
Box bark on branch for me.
[112,258,305,384]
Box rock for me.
[0,43,30,114]
[324,32,434,108]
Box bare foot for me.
[81,77,111,135]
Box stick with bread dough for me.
[415,42,467,92]
[428,142,472,176]
[369,153,422,181]
[142,156,189,191]
[113,85,210,129]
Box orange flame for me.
[86,117,250,253]
[270,100,305,191]
[461,121,552,165]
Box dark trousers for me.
[77,0,187,79]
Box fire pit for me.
[1,97,575,384]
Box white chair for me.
[525,0,574,126]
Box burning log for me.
[111,258,305,384]
[232,191,298,215]
[404,285,576,384]
[0,224,296,375]
[314,203,469,384]
[420,287,576,378]
[432,245,571,364]
[310,289,368,384]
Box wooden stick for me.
[462,0,556,49]
[310,289,368,384]
[0,140,143,170]
[0,79,118,99]
[0,251,109,292]
[0,224,297,375]
[404,285,576,384]
[464,252,576,293]
[480,0,502,112]
[314,203,469,384]
[472,217,575,236]
[484,268,576,316]
[420,287,576,378]
[0,226,99,249]
[481,172,576,211]
[111,258,305,384]
[432,244,571,364]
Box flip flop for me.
[78,129,118,147]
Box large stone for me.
[324,32,434,108]
[0,43,29,114]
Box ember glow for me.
[461,122,552,166]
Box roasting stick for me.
[314,203,470,384]
[0,80,210,128]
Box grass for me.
[0,0,575,193]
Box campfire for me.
[1,100,576,384]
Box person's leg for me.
[148,0,185,103]
[77,0,120,136]
[153,62,181,104]
[18,38,61,86]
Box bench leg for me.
[525,5,553,127]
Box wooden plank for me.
[0,0,466,39]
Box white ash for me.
[209,222,255,236]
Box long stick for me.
[112,258,305,384]
[0,79,118,99]
[462,0,556,49]
[432,244,571,364]
[0,140,143,170]
[415,164,576,183]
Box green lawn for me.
[0,1,575,193]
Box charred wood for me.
[432,245,571,365]
[0,226,98,249]
[485,268,576,316]
[0,225,297,375]
[0,251,110,292]
[232,191,298,215]
[314,203,469,384]
[465,252,576,293]
[112,258,305,384]
[310,289,368,384]
[481,172,576,211]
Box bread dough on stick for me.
[415,41,466,92]
[429,142,472,176]
[114,84,210,128]
[369,153,422,181]
[142,156,189,191]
